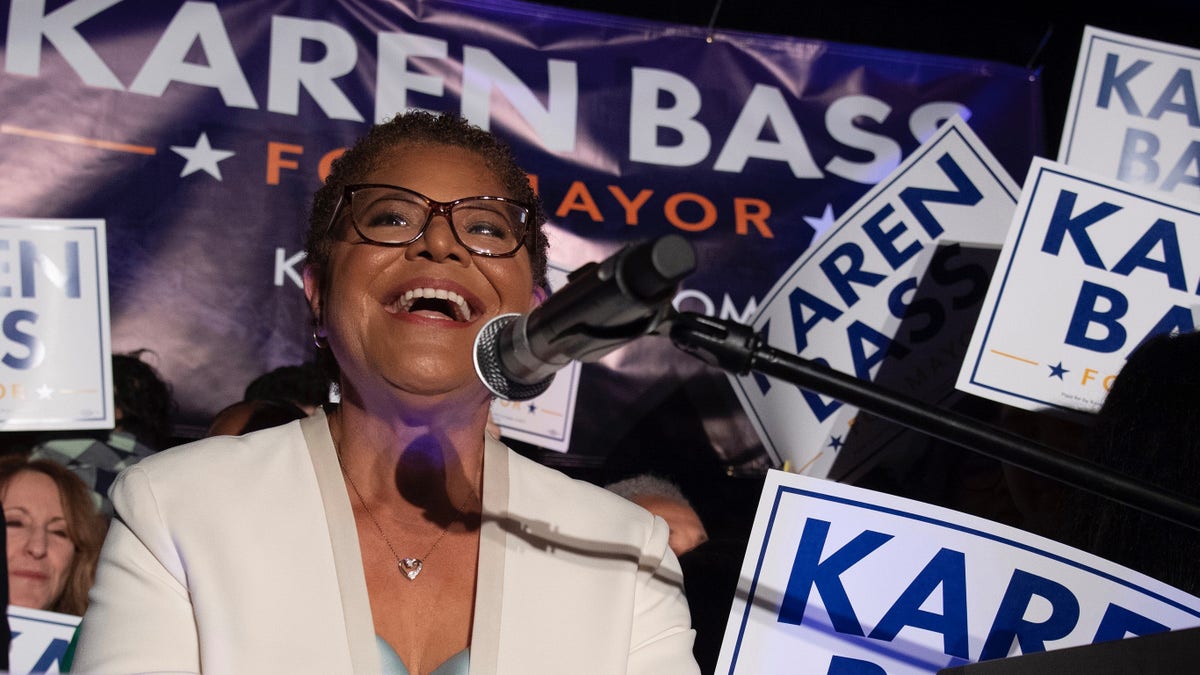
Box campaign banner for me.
[0,218,112,431]
[956,157,1200,413]
[1059,26,1200,206]
[0,0,1041,465]
[729,117,1019,475]
[716,470,1200,674]
[7,605,82,674]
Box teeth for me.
[398,287,473,321]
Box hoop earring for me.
[312,327,329,349]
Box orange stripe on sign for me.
[988,349,1039,366]
[1,124,156,155]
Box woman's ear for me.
[302,266,322,322]
[530,284,549,309]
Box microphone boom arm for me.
[664,310,1200,532]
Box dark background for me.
[534,1,1200,157]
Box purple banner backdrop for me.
[0,0,1042,471]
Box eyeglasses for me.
[327,184,532,257]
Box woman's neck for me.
[326,402,487,511]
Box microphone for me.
[473,234,697,400]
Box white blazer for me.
[72,411,698,674]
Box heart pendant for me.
[399,557,423,580]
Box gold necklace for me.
[335,445,480,581]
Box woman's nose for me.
[406,214,469,263]
[24,528,48,557]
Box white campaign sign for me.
[717,471,1200,674]
[0,218,112,431]
[1059,26,1200,206]
[7,605,82,674]
[489,262,581,451]
[729,117,1018,475]
[956,157,1200,413]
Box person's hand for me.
[633,495,708,557]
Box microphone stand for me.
[663,310,1200,533]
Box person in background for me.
[606,474,708,557]
[204,398,309,437]
[1055,330,1200,596]
[30,350,177,517]
[73,111,697,673]
[0,456,105,616]
[243,362,329,415]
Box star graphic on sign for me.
[527,403,537,414]
[170,132,235,180]
[827,435,844,450]
[36,384,54,400]
[1047,361,1069,379]
[803,204,837,241]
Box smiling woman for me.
[72,111,699,675]
[0,455,104,616]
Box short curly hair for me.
[304,110,549,302]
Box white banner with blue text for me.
[956,157,1200,413]
[717,470,1200,674]
[0,218,112,431]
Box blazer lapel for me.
[470,436,511,674]
[302,412,381,673]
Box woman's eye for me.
[461,215,512,240]
[369,210,411,228]
[50,529,70,540]
[5,518,23,528]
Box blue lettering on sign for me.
[828,655,888,675]
[847,319,909,379]
[1110,218,1187,291]
[31,637,70,672]
[778,518,893,635]
[1161,141,1200,193]
[1118,128,1161,184]
[0,239,82,299]
[868,548,969,659]
[820,241,888,308]
[862,203,922,270]
[1147,67,1200,126]
[1064,281,1195,354]
[1093,604,1169,642]
[896,153,983,240]
[1064,281,1128,353]
[1118,129,1200,193]
[1039,190,1118,267]
[789,287,844,353]
[980,569,1080,661]
[1097,54,1151,116]
[2,309,45,370]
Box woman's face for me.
[4,471,76,611]
[306,143,537,404]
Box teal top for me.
[377,635,470,675]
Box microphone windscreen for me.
[473,313,555,401]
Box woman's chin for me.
[9,588,52,612]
